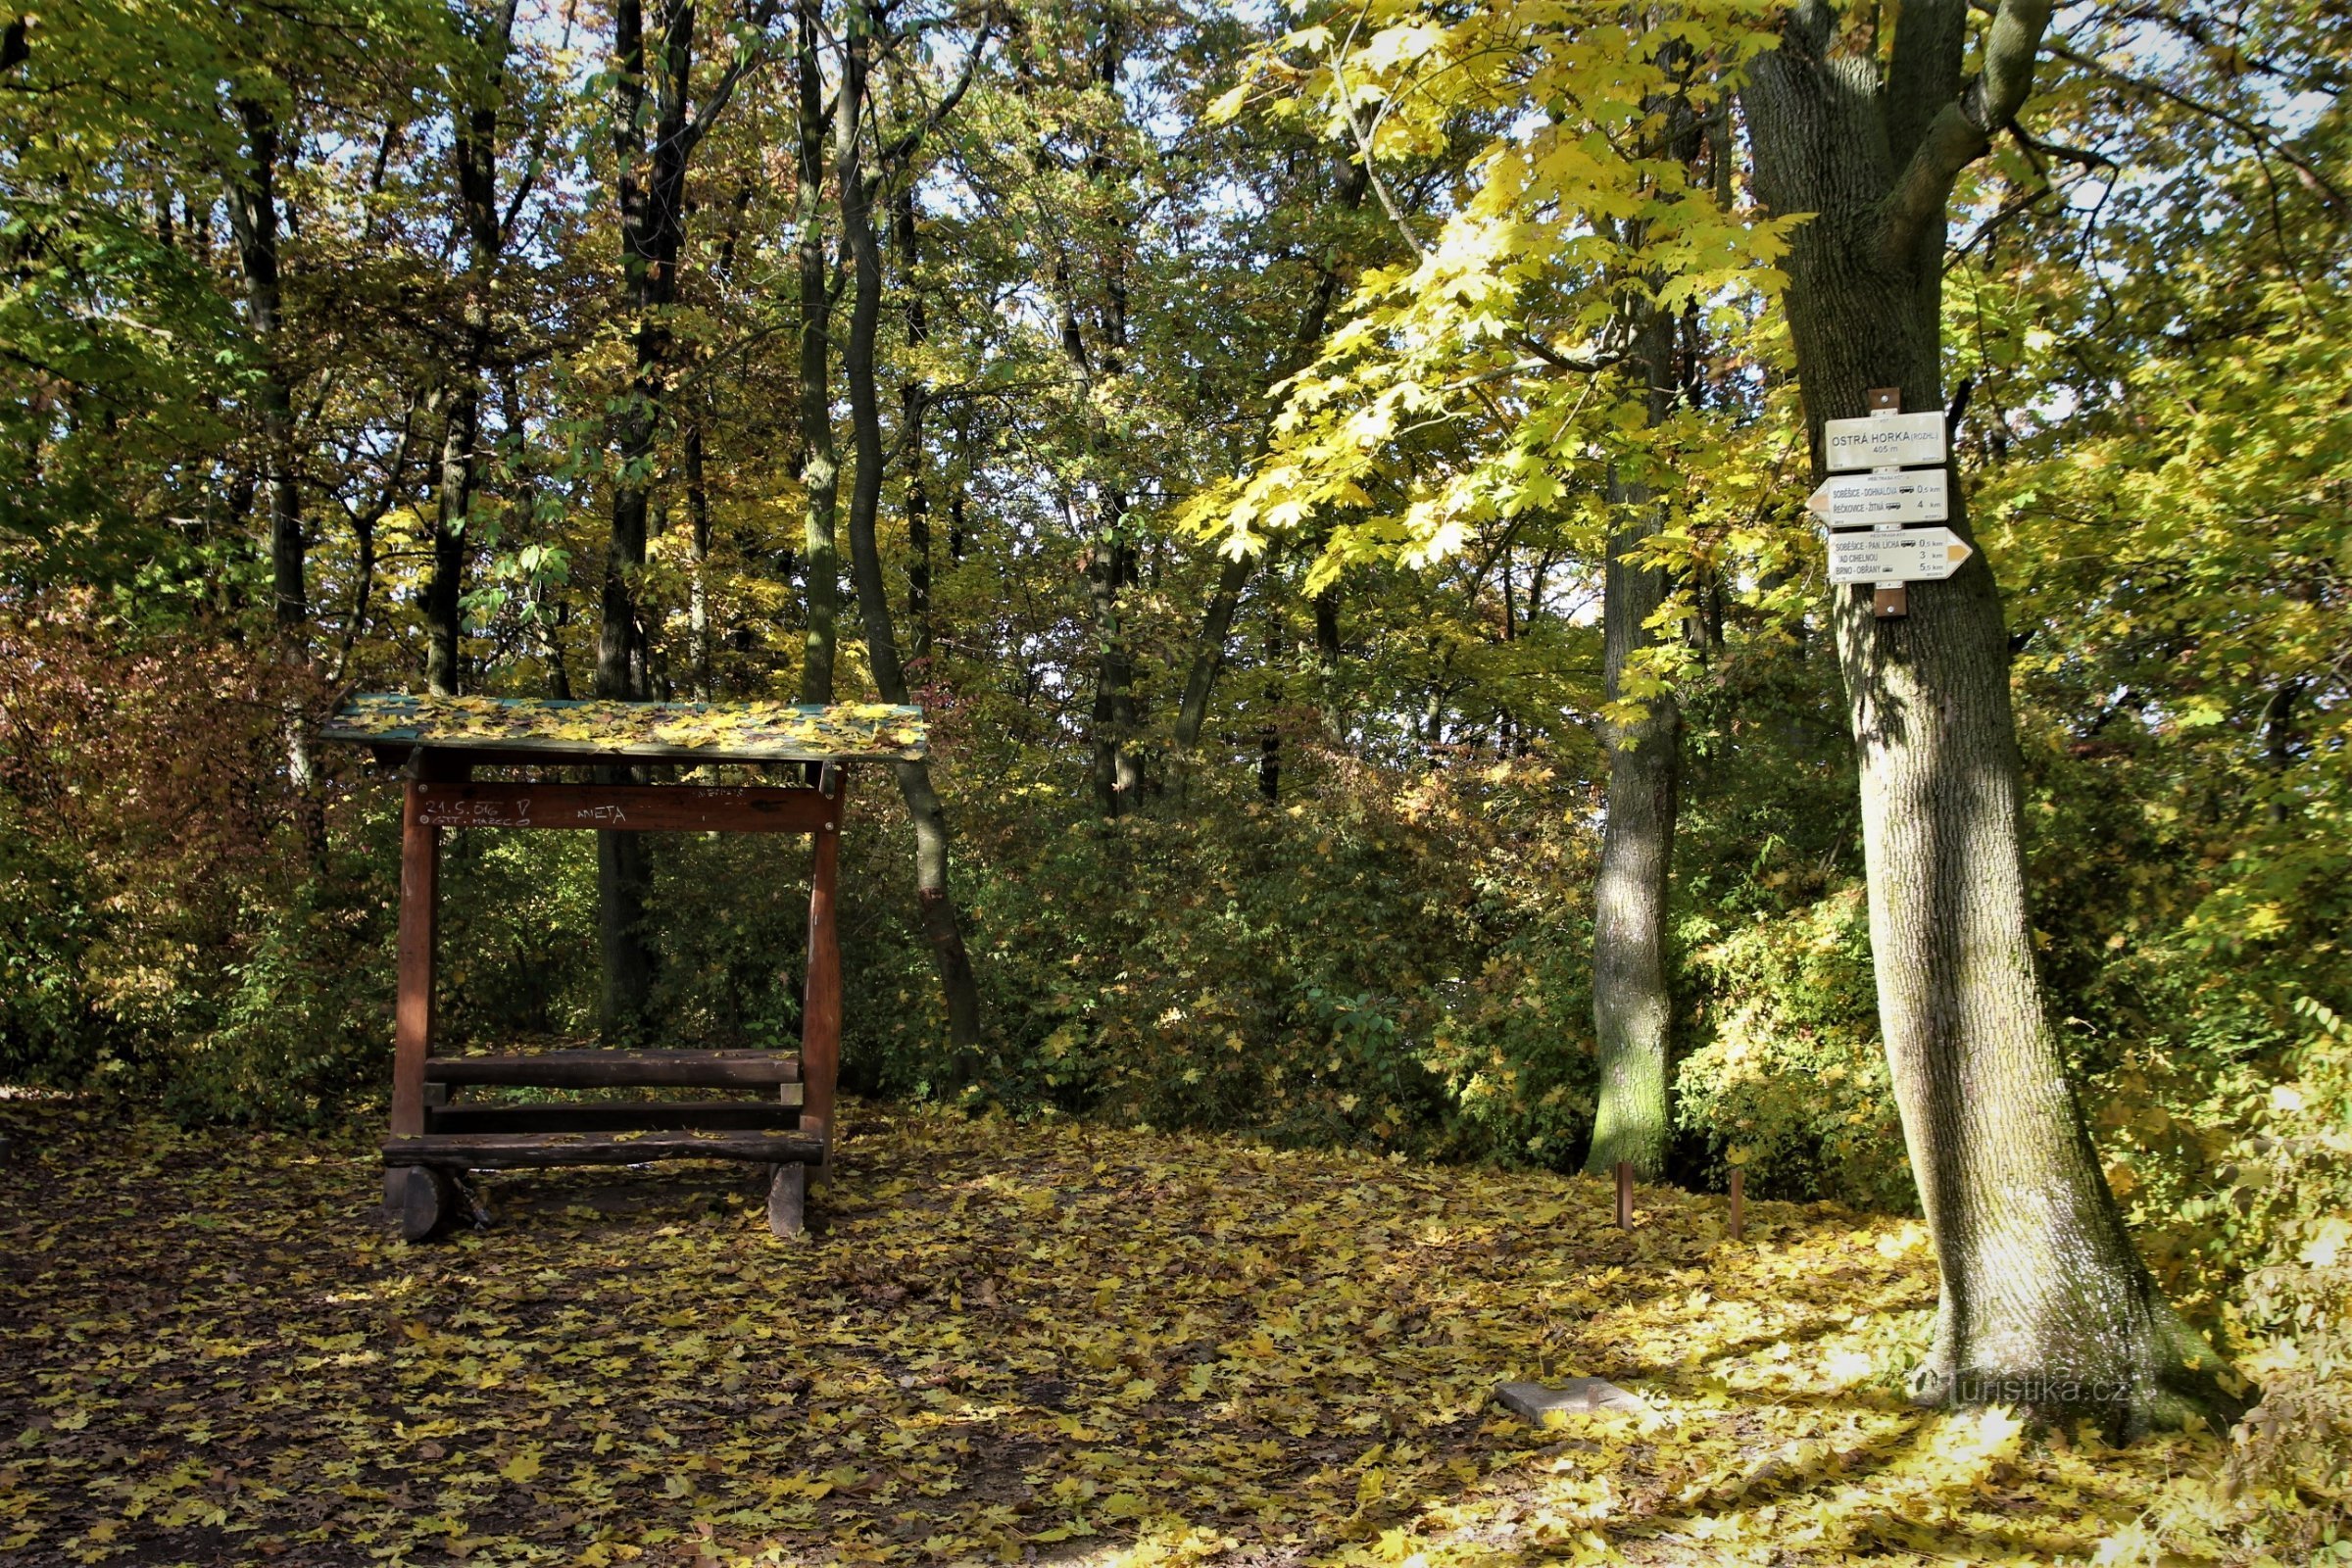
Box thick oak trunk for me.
[1742,0,2243,1436]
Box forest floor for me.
[0,1094,2238,1567]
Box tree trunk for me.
[1170,156,1369,763]
[794,2,841,705]
[1582,474,1681,1179]
[422,0,520,699]
[894,184,933,677]
[835,19,985,1066]
[685,415,712,700]
[1742,0,2243,1435]
[1584,78,1697,1180]
[424,384,474,696]
[595,0,704,1041]
[225,93,324,859]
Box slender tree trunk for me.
[794,3,841,704]
[424,384,475,696]
[1742,0,2243,1435]
[1257,616,1281,803]
[225,93,320,855]
[835,17,985,1065]
[686,416,712,699]
[1170,156,1369,761]
[1584,76,1697,1180]
[894,184,933,677]
[595,0,707,1041]
[421,0,519,698]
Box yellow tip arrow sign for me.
[1825,527,1975,584]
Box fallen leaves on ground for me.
[0,1096,2234,1566]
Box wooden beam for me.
[414,781,838,834]
[426,1100,805,1134]
[383,1128,826,1168]
[390,780,441,1139]
[424,1049,801,1089]
[800,775,847,1162]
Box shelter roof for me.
[319,694,927,765]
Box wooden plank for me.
[424,1049,802,1088]
[425,1099,804,1134]
[414,780,837,833]
[800,776,846,1160]
[383,1128,826,1168]
[390,780,440,1139]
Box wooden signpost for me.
[318,694,927,1243]
[1806,468,1949,527]
[1816,388,1954,618]
[1826,527,1974,583]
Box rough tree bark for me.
[1584,312,1682,1180]
[1584,67,1709,1181]
[833,4,987,1065]
[1741,0,2244,1434]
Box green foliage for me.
[1673,883,1910,1209]
[838,761,1606,1168]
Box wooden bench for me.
[320,694,926,1241]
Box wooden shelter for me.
[319,694,925,1241]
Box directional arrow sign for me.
[1808,467,1949,527]
[1823,410,1945,471]
[1827,527,1975,584]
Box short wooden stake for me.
[1615,1160,1634,1229]
[1729,1167,1744,1241]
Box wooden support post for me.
[767,1162,808,1240]
[1867,386,1908,619]
[390,1165,456,1243]
[1729,1167,1744,1241]
[1615,1160,1634,1230]
[799,769,846,1166]
[390,777,441,1139]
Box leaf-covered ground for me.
[0,1096,2232,1567]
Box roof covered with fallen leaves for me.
[318,694,927,763]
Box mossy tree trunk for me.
[1741,0,2246,1436]
[1583,324,1681,1181]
